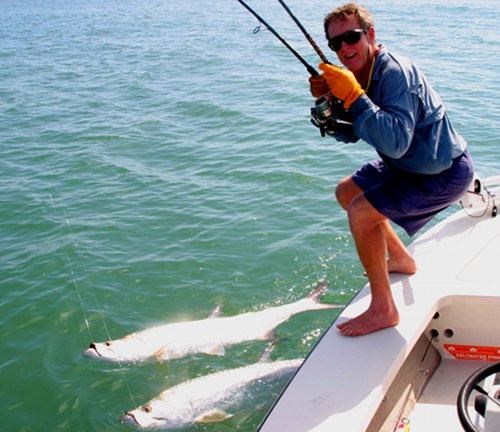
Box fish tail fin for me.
[305,281,329,302]
[258,338,282,363]
[207,305,223,319]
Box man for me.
[310,3,474,336]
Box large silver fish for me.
[83,282,339,362]
[120,343,302,429]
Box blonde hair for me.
[324,3,375,38]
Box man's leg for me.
[335,175,362,210]
[337,193,400,336]
[336,176,416,275]
[380,220,417,275]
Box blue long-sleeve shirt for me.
[330,46,467,175]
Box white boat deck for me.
[259,182,500,432]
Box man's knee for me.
[336,176,361,210]
[347,194,388,229]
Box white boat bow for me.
[258,175,500,432]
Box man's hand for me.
[318,63,364,109]
[309,75,330,98]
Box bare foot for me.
[387,255,417,274]
[336,304,400,337]
[364,256,417,277]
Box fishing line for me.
[59,209,111,342]
[18,86,138,409]
[19,87,105,341]
[58,215,93,342]
[58,211,139,407]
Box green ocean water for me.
[1,0,500,430]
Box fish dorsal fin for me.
[207,305,223,319]
[262,329,279,342]
[195,409,232,423]
[305,281,329,302]
[203,345,225,356]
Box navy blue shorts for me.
[351,150,474,236]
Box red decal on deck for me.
[444,344,500,362]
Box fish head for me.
[82,340,130,361]
[120,403,170,429]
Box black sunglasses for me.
[328,29,366,52]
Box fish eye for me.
[105,341,112,346]
[141,405,152,413]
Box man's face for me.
[327,17,374,73]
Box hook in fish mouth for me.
[120,412,138,425]
[82,341,102,357]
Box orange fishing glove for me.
[309,74,330,98]
[318,63,364,109]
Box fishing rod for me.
[235,0,319,76]
[276,0,331,65]
[235,0,352,136]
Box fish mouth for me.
[120,412,139,425]
[82,342,102,358]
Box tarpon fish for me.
[83,282,340,362]
[120,342,303,429]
